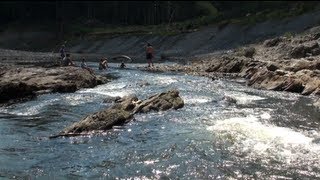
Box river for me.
[0,62,319,179]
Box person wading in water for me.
[146,43,154,68]
[58,44,66,66]
[99,58,108,70]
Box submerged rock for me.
[103,96,121,103]
[53,90,184,137]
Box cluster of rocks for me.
[0,66,110,105]
[151,26,320,110]
[51,89,184,138]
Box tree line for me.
[0,1,317,27]
[0,1,213,25]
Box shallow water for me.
[0,63,319,179]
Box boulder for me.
[236,47,256,58]
[286,60,318,72]
[52,90,184,137]
[0,81,37,104]
[263,37,281,47]
[266,63,279,71]
[302,80,320,95]
[243,47,256,58]
[311,48,320,56]
[288,45,307,59]
[132,90,184,114]
[305,41,319,50]
[313,98,320,110]
[283,79,305,93]
[61,108,134,134]
[205,56,249,74]
[0,66,111,104]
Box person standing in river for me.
[59,45,66,60]
[57,45,66,66]
[146,43,154,68]
[119,61,126,69]
[99,58,108,70]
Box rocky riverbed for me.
[144,26,320,109]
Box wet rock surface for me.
[313,98,320,110]
[151,26,320,98]
[0,66,111,104]
[53,90,184,137]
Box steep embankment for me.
[1,11,320,62]
[62,10,320,60]
[53,12,320,59]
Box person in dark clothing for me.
[63,53,75,66]
[119,61,126,69]
[99,58,108,70]
[59,45,66,59]
[146,43,154,67]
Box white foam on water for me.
[260,112,271,119]
[223,92,265,105]
[153,76,178,85]
[80,82,128,92]
[95,90,134,97]
[144,159,159,165]
[62,94,97,106]
[183,95,213,104]
[207,115,320,168]
[79,83,134,97]
[0,98,59,116]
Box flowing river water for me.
[0,63,320,179]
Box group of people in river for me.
[58,42,155,74]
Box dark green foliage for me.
[0,1,318,26]
[0,1,318,38]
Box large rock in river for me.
[0,66,110,104]
[55,90,184,136]
[132,89,184,113]
[61,108,134,134]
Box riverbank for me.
[1,25,320,109]
[146,25,320,109]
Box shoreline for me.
[1,25,320,108]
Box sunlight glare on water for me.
[0,63,319,179]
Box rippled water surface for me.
[0,63,319,179]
